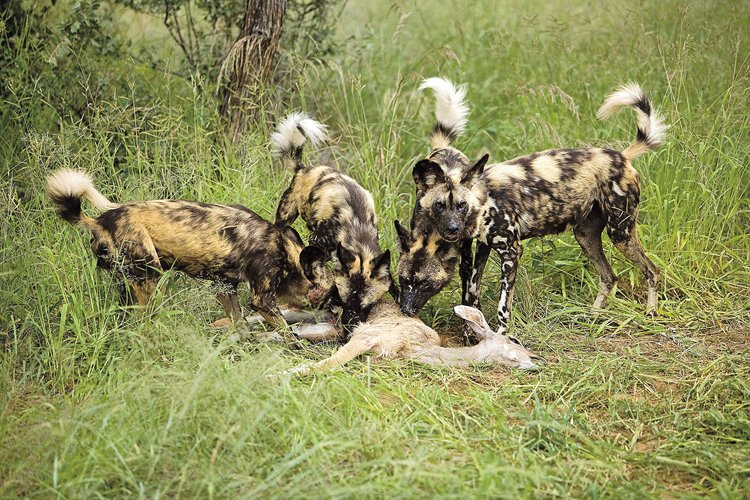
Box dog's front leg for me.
[466,242,491,308]
[459,240,491,344]
[250,297,287,342]
[274,186,299,226]
[214,283,251,335]
[494,239,522,335]
[459,240,474,305]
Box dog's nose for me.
[446,222,459,234]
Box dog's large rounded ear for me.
[372,249,392,279]
[413,159,445,191]
[394,220,411,252]
[461,153,489,184]
[282,225,304,246]
[336,242,357,272]
[299,245,328,280]
[388,280,400,302]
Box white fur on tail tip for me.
[597,82,668,149]
[46,169,115,211]
[271,112,328,155]
[419,77,469,135]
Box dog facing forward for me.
[46,169,331,337]
[399,80,667,335]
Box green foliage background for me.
[1,0,749,496]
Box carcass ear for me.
[413,159,446,191]
[454,305,491,336]
[461,153,489,184]
[394,220,410,252]
[299,245,328,281]
[336,243,357,272]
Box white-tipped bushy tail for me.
[46,169,116,227]
[597,83,668,161]
[271,112,328,170]
[419,77,469,149]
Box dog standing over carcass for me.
[398,79,667,335]
[272,113,398,329]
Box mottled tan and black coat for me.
[397,78,487,316]
[272,113,396,328]
[46,170,330,335]
[400,81,667,335]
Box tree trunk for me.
[219,0,287,142]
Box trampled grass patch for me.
[2,0,749,496]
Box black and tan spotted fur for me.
[397,78,485,316]
[400,82,667,335]
[46,169,331,336]
[272,113,396,328]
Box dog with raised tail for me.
[272,112,397,329]
[46,169,332,339]
[399,81,668,335]
[397,77,488,317]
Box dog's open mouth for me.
[443,235,460,243]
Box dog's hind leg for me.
[612,231,660,314]
[274,186,299,226]
[119,228,162,309]
[573,203,618,309]
[606,194,660,314]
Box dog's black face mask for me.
[333,244,394,329]
[412,154,488,242]
[394,220,459,316]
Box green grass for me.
[2,0,750,496]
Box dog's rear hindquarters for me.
[46,169,118,230]
[271,112,329,170]
[596,83,668,161]
[419,77,469,149]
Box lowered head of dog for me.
[301,221,396,329]
[394,219,460,316]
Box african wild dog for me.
[272,113,397,328]
[400,82,668,335]
[397,78,487,316]
[46,169,332,339]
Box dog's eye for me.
[458,201,468,212]
[434,201,446,213]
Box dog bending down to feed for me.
[399,79,668,335]
[282,299,538,376]
[272,112,397,328]
[397,77,489,317]
[46,169,331,338]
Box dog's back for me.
[483,147,635,238]
[95,201,285,278]
[273,113,395,326]
[287,164,378,253]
